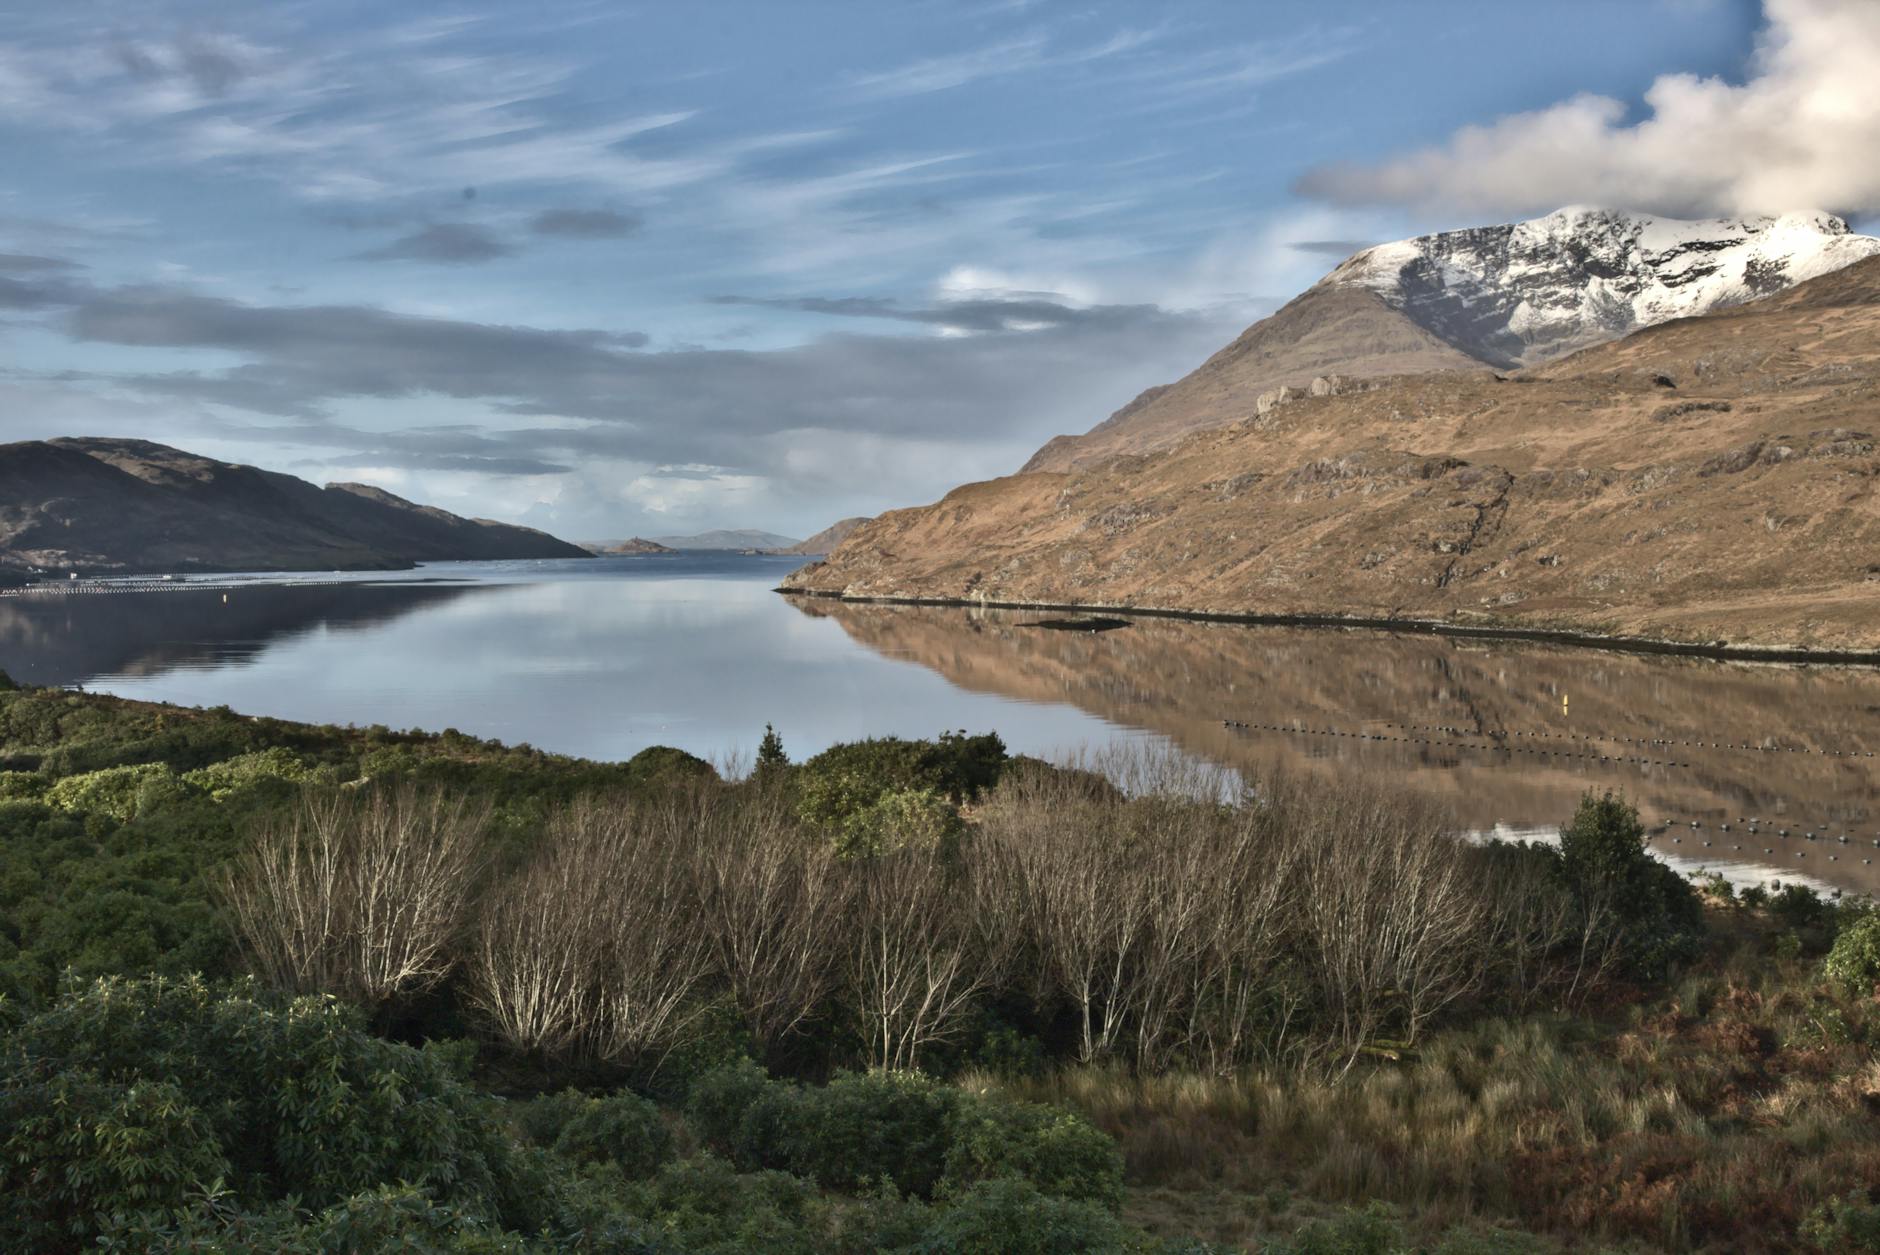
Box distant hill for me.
[0,437,591,576]
[649,529,801,551]
[778,517,871,555]
[586,537,676,555]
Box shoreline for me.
[776,587,1880,667]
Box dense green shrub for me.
[832,785,965,857]
[44,762,187,821]
[624,745,718,793]
[181,746,315,800]
[1557,792,1703,979]
[1800,1188,1880,1253]
[941,1091,1125,1209]
[0,976,539,1250]
[1772,882,1837,932]
[515,1087,592,1148]
[799,1070,958,1196]
[688,1066,954,1195]
[684,1063,1119,1208]
[0,1072,230,1251]
[795,732,1006,842]
[553,1089,675,1179]
[0,769,43,799]
[1824,912,1880,996]
[619,1155,821,1255]
[96,1184,551,1254]
[917,1177,1133,1254]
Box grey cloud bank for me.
[355,223,516,264]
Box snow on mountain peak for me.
[1318,207,1880,369]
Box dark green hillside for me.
[0,437,589,575]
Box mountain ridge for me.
[784,250,1880,652]
[0,437,589,575]
[1025,207,1880,473]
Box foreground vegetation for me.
[2,680,1879,1251]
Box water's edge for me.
[778,589,1880,667]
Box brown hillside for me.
[784,257,1880,652]
[1023,286,1482,472]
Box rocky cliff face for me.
[1025,208,1880,472]
[786,255,1880,653]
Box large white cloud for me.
[1297,0,1880,219]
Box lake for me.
[4,553,1877,893]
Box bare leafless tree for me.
[1183,803,1303,1072]
[223,785,486,1007]
[849,846,1009,1070]
[469,797,714,1063]
[975,763,1158,1065]
[685,786,848,1055]
[1293,785,1484,1075]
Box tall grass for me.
[969,932,1880,1252]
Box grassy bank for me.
[1,679,1878,1251]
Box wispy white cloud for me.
[850,26,1161,98]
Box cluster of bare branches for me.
[469,799,713,1062]
[221,785,486,1008]
[975,762,1590,1075]
[223,754,1612,1077]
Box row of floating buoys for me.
[1379,720,1874,759]
[1221,719,1693,767]
[0,579,343,598]
[1652,818,1879,864]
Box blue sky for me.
[5,0,1867,540]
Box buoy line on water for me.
[1379,720,1875,759]
[0,579,347,598]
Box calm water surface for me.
[5,554,1877,893]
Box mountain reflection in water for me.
[787,597,1880,895]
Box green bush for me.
[941,1092,1125,1210]
[44,762,188,822]
[624,745,718,793]
[1557,792,1703,979]
[0,1072,229,1251]
[97,1184,549,1254]
[918,1177,1132,1254]
[1800,1188,1880,1253]
[181,747,314,800]
[684,1063,1122,1208]
[1824,912,1880,996]
[684,1067,778,1164]
[688,1065,955,1196]
[0,769,44,799]
[0,976,538,1249]
[795,732,1006,842]
[515,1087,592,1148]
[832,786,965,858]
[1772,883,1835,932]
[799,1070,958,1197]
[553,1089,676,1179]
[620,1155,822,1255]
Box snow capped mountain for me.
[1319,207,1880,368]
